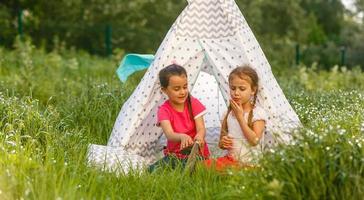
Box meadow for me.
[0,39,363,199]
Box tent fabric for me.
[87,0,301,173]
[87,144,147,174]
[116,54,155,83]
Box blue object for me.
[116,54,155,82]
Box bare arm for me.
[218,114,233,149]
[159,120,193,149]
[236,118,265,146]
[194,116,206,145]
[230,100,265,146]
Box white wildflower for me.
[6,141,16,147]
[338,129,346,136]
[25,189,30,196]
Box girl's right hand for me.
[180,134,193,150]
[221,135,233,149]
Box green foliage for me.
[0,42,363,199]
[261,90,364,199]
[305,14,327,44]
[347,26,364,67]
[2,0,363,68]
[355,0,364,14]
[0,0,186,55]
[300,0,345,41]
[0,4,15,47]
[235,0,309,67]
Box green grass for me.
[0,40,363,199]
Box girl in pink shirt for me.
[149,64,210,172]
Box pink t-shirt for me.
[157,96,210,159]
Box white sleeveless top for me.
[222,106,267,163]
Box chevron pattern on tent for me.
[174,0,245,38]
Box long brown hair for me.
[219,65,259,148]
[159,64,194,121]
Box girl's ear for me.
[251,86,257,95]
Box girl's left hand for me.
[220,135,233,149]
[194,134,205,146]
[230,100,244,120]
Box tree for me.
[300,0,345,42]
[356,0,364,11]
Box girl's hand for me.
[221,135,233,149]
[194,133,205,146]
[180,134,193,150]
[230,100,244,121]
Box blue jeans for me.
[148,156,188,172]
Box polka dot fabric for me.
[87,0,301,173]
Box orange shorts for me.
[203,155,240,171]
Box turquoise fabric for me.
[116,54,155,83]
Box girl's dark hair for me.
[219,65,259,149]
[159,64,194,120]
[159,64,187,88]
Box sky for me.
[342,0,355,11]
[342,0,363,20]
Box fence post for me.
[340,46,346,66]
[18,9,23,39]
[295,44,300,65]
[105,24,112,56]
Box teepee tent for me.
[87,0,301,173]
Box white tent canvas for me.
[87,0,301,173]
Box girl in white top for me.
[205,65,267,170]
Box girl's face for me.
[229,75,256,105]
[162,75,188,106]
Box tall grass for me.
[0,40,363,199]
